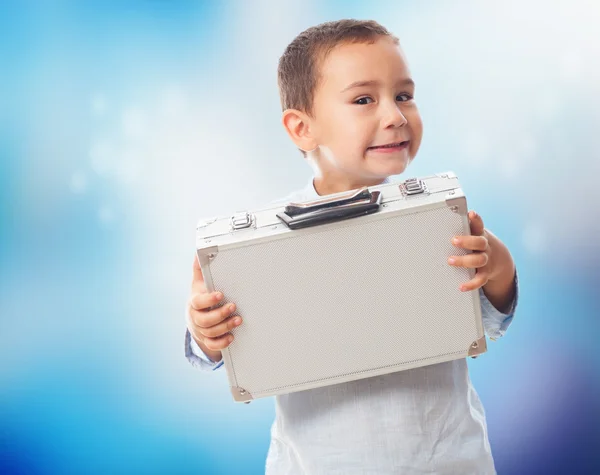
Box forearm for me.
[482,231,517,314]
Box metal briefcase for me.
[196,171,486,403]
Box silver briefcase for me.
[196,171,486,403]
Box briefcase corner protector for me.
[197,245,219,263]
[232,386,254,403]
[468,335,487,358]
[445,193,468,216]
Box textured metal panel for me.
[207,199,483,401]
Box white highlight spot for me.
[69,172,87,194]
[90,140,115,175]
[98,206,115,225]
[122,108,146,139]
[116,152,140,184]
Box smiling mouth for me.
[367,140,410,151]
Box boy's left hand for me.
[447,210,508,292]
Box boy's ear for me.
[281,109,318,153]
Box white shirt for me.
[185,176,518,474]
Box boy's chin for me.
[367,157,411,177]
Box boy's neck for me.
[313,174,389,196]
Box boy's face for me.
[309,37,423,183]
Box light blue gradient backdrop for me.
[2,1,599,474]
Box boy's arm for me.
[481,228,517,314]
[185,327,225,372]
[477,225,519,339]
[478,269,519,340]
[449,211,519,340]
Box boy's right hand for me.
[186,253,242,363]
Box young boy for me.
[185,19,518,474]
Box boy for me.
[185,19,518,474]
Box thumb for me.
[468,210,485,236]
[192,252,205,284]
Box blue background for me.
[1,1,599,474]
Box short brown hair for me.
[277,19,399,116]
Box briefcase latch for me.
[230,211,254,231]
[400,178,426,196]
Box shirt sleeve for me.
[184,328,225,372]
[479,269,519,340]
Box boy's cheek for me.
[409,121,423,157]
[411,111,424,137]
[409,137,422,159]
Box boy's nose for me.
[382,103,408,129]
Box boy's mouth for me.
[367,141,410,153]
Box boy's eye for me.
[397,93,413,102]
[354,96,374,105]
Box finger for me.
[200,314,243,339]
[187,309,237,347]
[468,210,485,236]
[460,271,489,292]
[448,252,489,269]
[451,235,488,252]
[189,290,223,311]
[192,301,236,328]
[192,252,204,283]
[203,332,235,351]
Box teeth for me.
[376,142,402,148]
[368,141,408,150]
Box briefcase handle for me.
[276,187,382,230]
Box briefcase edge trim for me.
[230,344,486,403]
